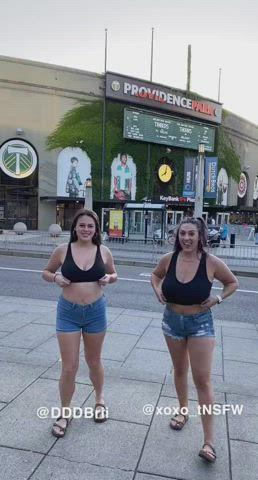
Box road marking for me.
[0,267,257,293]
[0,267,42,273]
[119,276,149,283]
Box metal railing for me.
[0,230,257,268]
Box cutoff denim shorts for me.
[56,295,107,333]
[162,306,215,341]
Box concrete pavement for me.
[0,295,258,479]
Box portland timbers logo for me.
[0,139,37,179]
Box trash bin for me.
[230,233,236,248]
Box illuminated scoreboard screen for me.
[123,108,215,152]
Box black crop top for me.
[61,243,106,283]
[161,250,212,305]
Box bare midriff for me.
[167,303,208,315]
[62,282,103,305]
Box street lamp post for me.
[84,177,92,210]
[194,143,205,219]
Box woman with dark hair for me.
[151,217,238,463]
[42,209,117,437]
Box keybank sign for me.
[106,72,222,125]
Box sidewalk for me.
[0,295,258,479]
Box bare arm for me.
[201,255,239,308]
[213,256,239,299]
[151,254,171,304]
[42,244,71,288]
[99,245,118,286]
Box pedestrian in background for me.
[151,217,238,462]
[255,221,258,245]
[42,209,117,437]
[221,223,229,247]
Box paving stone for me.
[216,320,256,329]
[107,315,150,335]
[136,474,177,480]
[0,297,56,309]
[223,337,258,363]
[0,346,58,367]
[222,326,258,339]
[119,309,154,318]
[113,365,165,384]
[0,402,6,411]
[85,376,162,425]
[0,378,92,452]
[136,326,168,351]
[0,446,43,480]
[139,397,230,480]
[29,336,59,358]
[102,331,139,361]
[32,313,56,325]
[0,331,9,338]
[231,440,258,480]
[0,324,54,349]
[106,307,125,316]
[150,317,162,328]
[227,393,258,443]
[50,418,148,470]
[213,345,223,375]
[224,360,258,388]
[0,311,40,331]
[31,456,134,480]
[123,348,172,375]
[214,325,222,345]
[0,361,46,402]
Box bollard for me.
[230,233,236,248]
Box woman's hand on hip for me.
[200,295,219,309]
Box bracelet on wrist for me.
[53,272,60,283]
[216,294,223,304]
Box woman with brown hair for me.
[151,217,238,462]
[42,209,117,437]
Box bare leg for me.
[83,332,106,415]
[188,337,215,457]
[164,336,189,423]
[53,332,81,434]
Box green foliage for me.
[47,99,241,200]
[215,110,241,181]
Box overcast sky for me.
[1,0,258,125]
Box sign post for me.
[194,144,205,219]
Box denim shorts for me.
[56,295,107,333]
[162,306,215,340]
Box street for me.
[0,255,257,324]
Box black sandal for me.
[94,403,108,423]
[170,413,189,430]
[199,442,217,463]
[51,416,70,438]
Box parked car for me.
[207,225,222,247]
